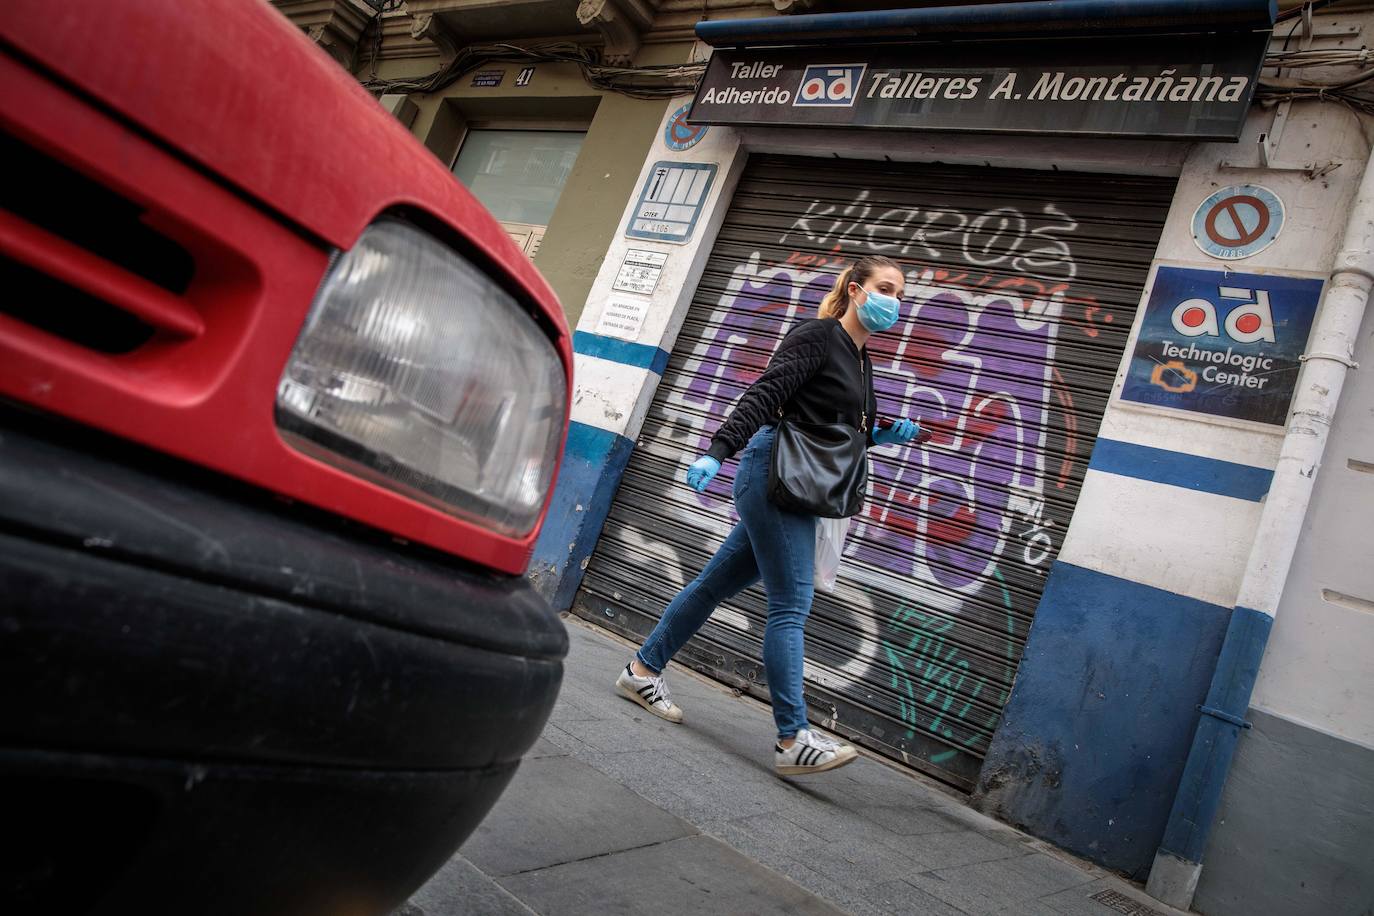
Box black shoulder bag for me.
[767,350,869,519]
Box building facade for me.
[279,2,1373,913]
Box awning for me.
[694,0,1277,48]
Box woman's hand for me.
[686,456,721,492]
[873,418,921,447]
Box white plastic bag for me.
[813,516,850,594]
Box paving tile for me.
[538,722,598,757]
[905,852,1099,916]
[856,803,977,836]
[704,823,895,916]
[552,715,671,752]
[527,621,1130,916]
[728,811,829,850]
[798,836,926,888]
[872,879,973,916]
[459,755,696,877]
[1004,851,1102,894]
[1035,877,1192,916]
[394,853,536,916]
[876,828,1027,871]
[547,692,605,723]
[526,737,568,759]
[498,835,847,916]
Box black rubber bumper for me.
[0,410,568,915]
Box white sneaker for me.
[774,728,857,776]
[615,661,684,723]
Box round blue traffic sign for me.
[664,102,708,151]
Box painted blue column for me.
[1157,607,1273,863]
[529,420,636,613]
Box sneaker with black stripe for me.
[774,728,857,776]
[614,661,684,723]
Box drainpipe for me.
[1146,144,1374,910]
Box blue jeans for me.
[636,425,817,739]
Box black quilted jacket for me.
[706,317,878,463]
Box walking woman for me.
[614,255,923,776]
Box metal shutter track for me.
[577,155,1174,789]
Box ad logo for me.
[794,64,867,107]
[1169,287,1275,344]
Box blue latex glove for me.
[686,456,721,492]
[873,417,921,447]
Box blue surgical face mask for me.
[855,286,900,332]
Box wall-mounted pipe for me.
[1146,140,1374,911]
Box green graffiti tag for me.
[882,602,991,760]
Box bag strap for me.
[776,344,871,432]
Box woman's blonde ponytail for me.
[817,255,901,320]
[819,266,856,320]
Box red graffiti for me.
[904,263,1112,342]
[927,505,977,545]
[1050,367,1079,491]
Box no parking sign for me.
[1192,185,1285,260]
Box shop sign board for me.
[690,32,1267,140]
[1120,266,1324,426]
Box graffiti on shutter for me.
[579,156,1173,788]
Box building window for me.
[453,128,586,257]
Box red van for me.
[0,1,571,913]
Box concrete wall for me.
[975,18,1374,890]
[528,105,749,611]
[1192,300,1374,915]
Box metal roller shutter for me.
[576,154,1175,789]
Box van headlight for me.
[275,220,566,537]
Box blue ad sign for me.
[1120,266,1323,426]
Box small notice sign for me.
[625,161,717,244]
[1120,265,1323,426]
[613,249,668,295]
[471,70,504,87]
[1192,185,1285,260]
[595,295,650,342]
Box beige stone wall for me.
[365,53,681,327]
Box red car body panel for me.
[0,0,572,575]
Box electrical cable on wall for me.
[1258,48,1374,116]
[363,39,705,100]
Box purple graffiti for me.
[676,257,834,506]
[849,276,1057,592]
[674,258,1058,593]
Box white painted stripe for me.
[570,353,658,437]
[1057,468,1263,609]
[1098,402,1282,471]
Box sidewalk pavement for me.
[393,617,1190,916]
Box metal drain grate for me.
[1089,889,1169,916]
